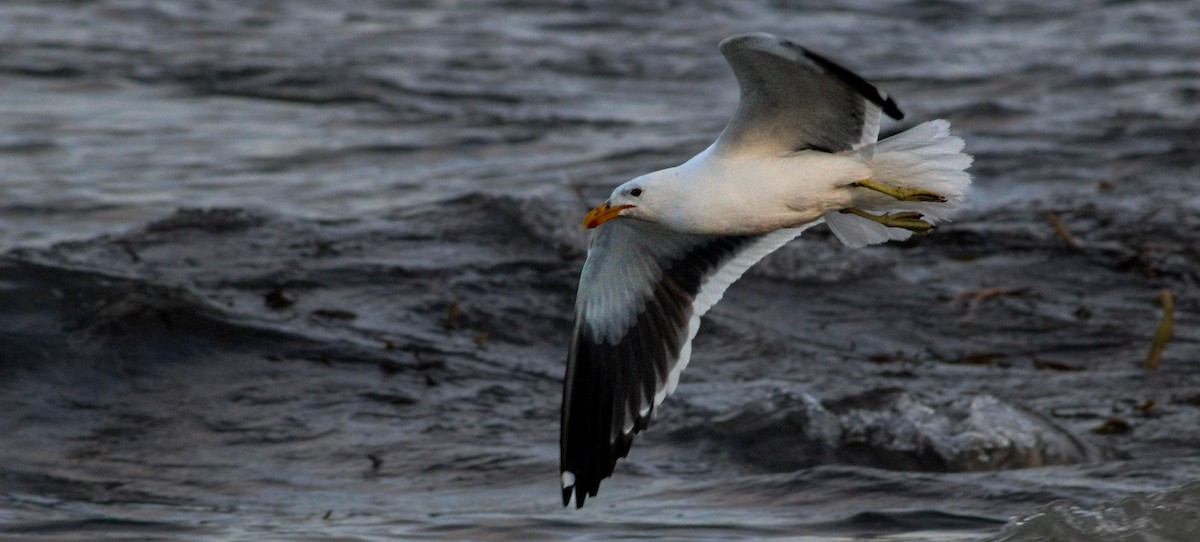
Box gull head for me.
[583,172,674,229]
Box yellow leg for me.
[852,179,946,203]
[840,208,934,234]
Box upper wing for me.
[560,218,819,507]
[715,33,903,155]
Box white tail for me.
[825,119,973,248]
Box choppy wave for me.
[2,193,1198,540]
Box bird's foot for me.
[852,179,947,203]
[840,208,934,234]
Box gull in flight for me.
[560,33,972,508]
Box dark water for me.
[2,1,1200,540]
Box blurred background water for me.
[2,1,1199,540]
[4,0,1197,251]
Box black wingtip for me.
[795,45,905,121]
[880,93,904,121]
[561,483,588,509]
[721,32,905,121]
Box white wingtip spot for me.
[561,471,576,489]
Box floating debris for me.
[1144,289,1174,370]
[1091,417,1132,435]
[1032,357,1084,372]
[1046,211,1080,250]
[949,353,1001,366]
[866,350,919,364]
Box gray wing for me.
[560,218,819,508]
[715,33,903,155]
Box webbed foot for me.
[840,208,934,234]
[852,178,947,203]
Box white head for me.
[582,170,677,229]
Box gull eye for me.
[630,188,642,197]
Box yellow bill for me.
[583,201,635,229]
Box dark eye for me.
[630,188,642,197]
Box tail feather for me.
[826,119,972,248]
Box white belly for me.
[672,148,871,235]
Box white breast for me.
[666,145,871,235]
